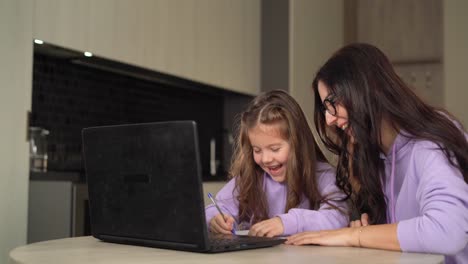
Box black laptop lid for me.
[82,121,209,250]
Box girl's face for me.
[317,81,354,140]
[248,123,291,183]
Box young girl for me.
[205,90,348,237]
[286,43,468,264]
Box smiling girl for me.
[205,90,348,237]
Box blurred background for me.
[1,0,467,262]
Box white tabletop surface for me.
[9,236,444,264]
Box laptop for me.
[82,120,286,252]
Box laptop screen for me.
[82,121,209,250]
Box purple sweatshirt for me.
[384,132,468,264]
[205,162,348,236]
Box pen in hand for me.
[207,193,235,234]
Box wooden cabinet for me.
[33,0,260,95]
[355,0,442,63]
[33,0,90,52]
[347,0,444,107]
[394,63,443,106]
[88,0,150,69]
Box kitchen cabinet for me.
[394,63,443,107]
[346,0,444,107]
[33,0,260,96]
[27,176,225,243]
[27,172,89,244]
[27,180,74,243]
[355,0,442,63]
[33,0,90,53]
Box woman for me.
[286,43,468,264]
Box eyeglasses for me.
[321,96,337,116]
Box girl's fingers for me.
[225,216,236,229]
[248,223,261,236]
[249,221,269,237]
[217,214,234,231]
[210,214,234,235]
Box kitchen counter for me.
[30,171,84,182]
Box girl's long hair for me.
[230,90,328,224]
[312,43,468,224]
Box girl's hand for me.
[248,217,284,237]
[209,214,236,235]
[350,213,369,227]
[285,227,360,247]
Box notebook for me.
[82,120,286,252]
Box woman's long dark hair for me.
[312,43,468,224]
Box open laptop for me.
[82,120,286,252]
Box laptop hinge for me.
[99,234,201,249]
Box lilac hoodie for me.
[384,132,468,264]
[205,162,348,235]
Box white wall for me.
[0,0,33,262]
[288,0,344,127]
[288,0,343,163]
[444,0,468,126]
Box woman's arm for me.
[288,144,468,255]
[286,223,401,251]
[396,145,468,255]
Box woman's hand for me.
[209,214,236,235]
[285,227,360,247]
[248,217,284,237]
[350,213,369,227]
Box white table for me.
[9,236,444,264]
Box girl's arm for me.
[205,178,239,225]
[277,164,350,235]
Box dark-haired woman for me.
[286,43,468,264]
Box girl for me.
[286,43,468,264]
[205,90,348,237]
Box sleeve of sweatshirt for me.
[397,144,468,255]
[277,163,349,235]
[205,178,240,226]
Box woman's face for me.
[317,81,354,140]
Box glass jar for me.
[29,127,49,172]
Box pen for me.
[207,193,235,234]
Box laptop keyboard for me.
[211,235,273,246]
[208,233,285,252]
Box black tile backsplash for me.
[31,43,253,181]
